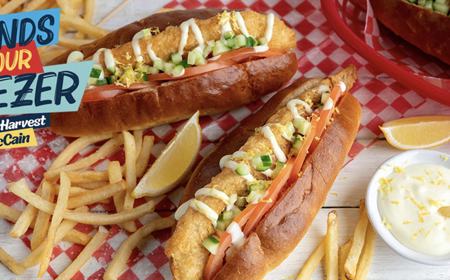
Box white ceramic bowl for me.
[366,149,450,266]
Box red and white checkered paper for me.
[0,1,449,279]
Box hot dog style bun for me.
[49,9,298,137]
[166,66,361,280]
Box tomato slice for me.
[148,61,234,82]
[243,159,294,235]
[82,82,159,102]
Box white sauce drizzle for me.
[339,81,347,92]
[190,199,219,227]
[318,84,330,94]
[287,99,313,119]
[221,19,233,38]
[195,188,230,204]
[146,44,161,63]
[262,169,274,178]
[235,12,250,37]
[264,13,275,43]
[253,45,269,53]
[226,221,245,247]
[92,48,105,63]
[178,18,205,55]
[103,49,116,72]
[323,98,334,111]
[262,126,287,163]
[219,155,232,170]
[223,160,255,182]
[174,199,192,220]
[132,29,151,63]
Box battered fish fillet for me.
[96,10,296,67]
[165,80,331,280]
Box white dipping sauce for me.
[377,163,450,256]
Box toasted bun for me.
[214,91,361,280]
[370,0,450,65]
[50,53,297,137]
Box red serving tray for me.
[321,0,450,106]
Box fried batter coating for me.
[97,10,296,67]
[165,82,330,280]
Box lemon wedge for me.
[133,112,202,198]
[380,115,450,150]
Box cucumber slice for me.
[433,2,449,14]
[246,190,265,204]
[235,196,247,209]
[147,66,159,75]
[418,0,426,5]
[216,220,227,231]
[163,62,175,74]
[187,49,202,65]
[231,206,241,217]
[202,235,220,255]
[293,117,311,136]
[282,122,295,141]
[223,31,234,40]
[171,53,183,64]
[321,92,330,104]
[222,210,234,221]
[248,181,267,192]
[292,135,304,154]
[171,65,185,77]
[252,155,272,171]
[203,45,213,57]
[424,0,433,9]
[213,40,230,56]
[153,59,164,71]
[407,0,417,3]
[235,163,250,176]
[246,36,257,47]
[90,66,102,78]
[195,55,206,65]
[95,79,107,86]
[234,34,247,48]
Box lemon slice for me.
[380,115,450,150]
[133,112,201,198]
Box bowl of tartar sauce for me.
[366,149,450,265]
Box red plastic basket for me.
[321,0,450,106]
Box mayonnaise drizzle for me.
[103,49,116,72]
[179,18,205,55]
[323,98,334,111]
[262,125,287,163]
[339,81,347,92]
[235,12,250,37]
[146,44,161,63]
[132,29,150,63]
[287,99,313,119]
[195,188,230,204]
[174,199,192,220]
[92,48,105,63]
[190,199,218,227]
[226,221,245,247]
[221,19,233,38]
[264,13,275,43]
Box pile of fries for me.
[0,0,111,64]
[0,131,175,279]
[296,201,376,280]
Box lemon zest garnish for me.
[402,220,412,224]
[390,200,400,205]
[428,199,441,207]
[393,166,404,173]
[440,154,449,162]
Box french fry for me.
[56,0,78,15]
[56,226,109,280]
[63,198,162,225]
[75,181,108,189]
[339,240,352,280]
[10,179,126,210]
[355,225,376,280]
[63,229,92,246]
[325,211,338,280]
[133,129,144,157]
[295,240,325,280]
[67,170,109,184]
[50,134,113,170]
[0,0,28,14]
[38,172,71,277]
[68,181,126,208]
[345,201,369,280]
[68,186,89,196]
[84,0,95,23]
[103,217,175,280]
[0,202,21,222]
[136,135,154,178]
[0,248,25,275]
[30,181,53,250]
[23,0,47,11]
[108,161,123,184]
[122,131,137,232]
[9,193,38,238]
[60,13,108,38]
[21,207,89,268]
[45,136,123,180]
[58,36,93,49]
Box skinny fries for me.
[0,248,25,275]
[136,135,154,178]
[104,217,175,280]
[355,225,376,280]
[345,201,369,280]
[67,181,126,208]
[325,211,338,280]
[122,131,138,232]
[339,240,351,280]
[30,181,53,250]
[56,227,109,280]
[295,240,325,280]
